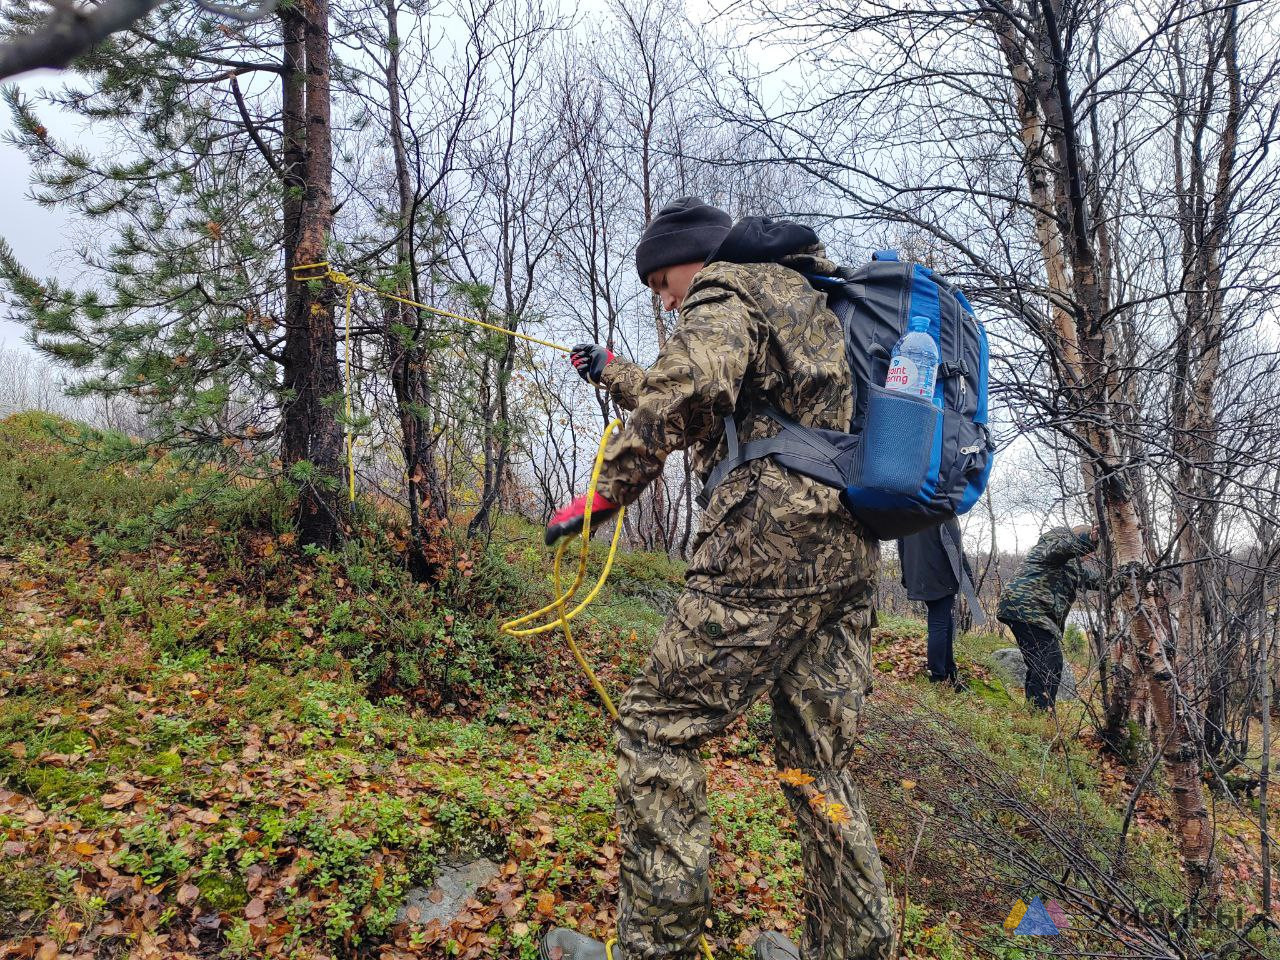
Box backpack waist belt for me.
[696,405,850,510]
[698,406,988,623]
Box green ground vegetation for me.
[1,413,1273,959]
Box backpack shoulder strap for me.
[940,521,986,625]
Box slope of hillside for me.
[1,414,1273,960]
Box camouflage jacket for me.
[595,244,874,599]
[996,528,1101,638]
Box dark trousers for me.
[1009,621,1062,709]
[925,595,957,681]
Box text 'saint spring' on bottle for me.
[885,315,939,400]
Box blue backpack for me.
[697,250,994,541]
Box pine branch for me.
[229,72,284,178]
[0,0,164,81]
[0,0,280,82]
[191,0,277,20]
[131,27,286,74]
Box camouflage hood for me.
[997,527,1100,638]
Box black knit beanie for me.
[635,196,732,282]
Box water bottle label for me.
[885,356,917,392]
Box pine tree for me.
[0,0,346,545]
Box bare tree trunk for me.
[280,0,344,547]
[1261,605,1275,916]
[468,335,516,541]
[383,0,446,580]
[975,483,999,620]
[1167,8,1240,765]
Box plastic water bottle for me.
[884,316,939,400]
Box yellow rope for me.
[342,280,356,503]
[500,419,624,720]
[298,260,569,502]
[294,261,573,353]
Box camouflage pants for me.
[613,581,897,960]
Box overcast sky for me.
[0,71,78,352]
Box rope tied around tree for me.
[292,260,575,503]
[291,261,574,352]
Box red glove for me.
[570,343,614,385]
[545,492,620,546]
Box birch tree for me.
[721,0,1280,900]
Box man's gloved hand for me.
[545,492,621,546]
[570,343,613,385]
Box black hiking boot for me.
[754,931,800,960]
[541,928,610,960]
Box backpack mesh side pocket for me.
[858,385,940,496]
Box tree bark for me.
[383,0,447,580]
[280,0,344,547]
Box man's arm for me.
[597,359,647,411]
[594,274,758,506]
[1073,558,1103,590]
[1035,528,1096,566]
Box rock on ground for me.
[990,647,1079,701]
[397,857,500,926]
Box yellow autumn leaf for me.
[824,803,851,826]
[777,768,815,788]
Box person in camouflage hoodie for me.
[541,198,896,960]
[996,525,1101,710]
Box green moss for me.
[16,763,107,806]
[968,676,1014,703]
[0,861,57,920]
[578,812,611,843]
[74,802,116,830]
[196,871,249,911]
[41,730,92,754]
[139,750,183,780]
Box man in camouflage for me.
[996,525,1101,710]
[541,198,896,960]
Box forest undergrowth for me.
[1,413,1275,960]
